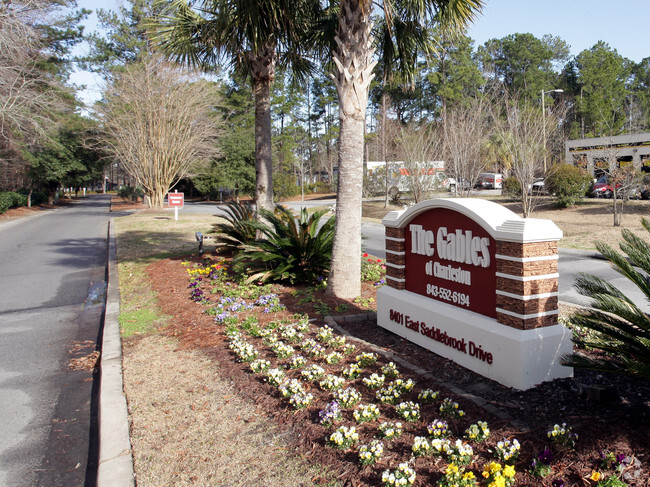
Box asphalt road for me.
[0,195,112,487]
[181,199,650,312]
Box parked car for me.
[589,175,642,199]
[530,178,547,195]
[590,175,614,198]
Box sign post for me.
[168,190,184,221]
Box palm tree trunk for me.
[328,0,376,299]
[250,45,276,212]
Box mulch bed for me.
[144,253,649,486]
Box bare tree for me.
[396,124,444,204]
[443,96,494,196]
[97,56,220,208]
[0,1,66,145]
[609,166,642,226]
[494,94,562,217]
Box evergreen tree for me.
[193,77,256,200]
[477,33,569,103]
[574,41,631,137]
[427,30,484,118]
[628,57,650,132]
[85,0,160,71]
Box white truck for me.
[366,161,456,195]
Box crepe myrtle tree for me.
[443,95,494,197]
[397,123,444,204]
[609,166,643,227]
[326,0,484,298]
[97,55,220,208]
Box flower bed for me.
[144,254,649,486]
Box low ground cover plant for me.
[179,255,642,486]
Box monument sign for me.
[377,198,573,390]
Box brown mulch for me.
[143,253,649,487]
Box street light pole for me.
[542,88,563,173]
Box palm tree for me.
[326,0,484,298]
[150,0,317,212]
[561,221,650,379]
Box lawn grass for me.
[115,209,343,486]
[114,211,217,336]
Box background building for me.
[566,132,650,178]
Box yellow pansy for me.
[591,471,602,481]
[446,463,459,475]
[503,465,516,478]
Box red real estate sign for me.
[168,192,184,208]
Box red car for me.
[590,175,642,199]
[590,175,615,198]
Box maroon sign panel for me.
[404,208,497,318]
[168,192,184,208]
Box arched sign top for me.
[383,198,562,243]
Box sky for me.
[467,0,650,64]
[69,0,650,106]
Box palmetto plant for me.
[233,205,335,285]
[561,219,650,379]
[210,202,257,254]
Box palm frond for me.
[564,222,650,379]
[210,202,257,253]
[232,204,335,285]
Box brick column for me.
[495,240,559,330]
[384,226,405,290]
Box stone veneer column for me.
[384,226,406,290]
[495,221,561,330]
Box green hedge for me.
[17,188,48,206]
[0,191,27,214]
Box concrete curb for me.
[97,219,135,486]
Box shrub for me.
[0,191,26,214]
[210,202,257,255]
[308,181,332,194]
[502,177,521,198]
[546,164,591,207]
[233,205,335,285]
[561,219,650,378]
[273,172,300,200]
[118,186,145,201]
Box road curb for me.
[558,246,604,260]
[97,219,135,486]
